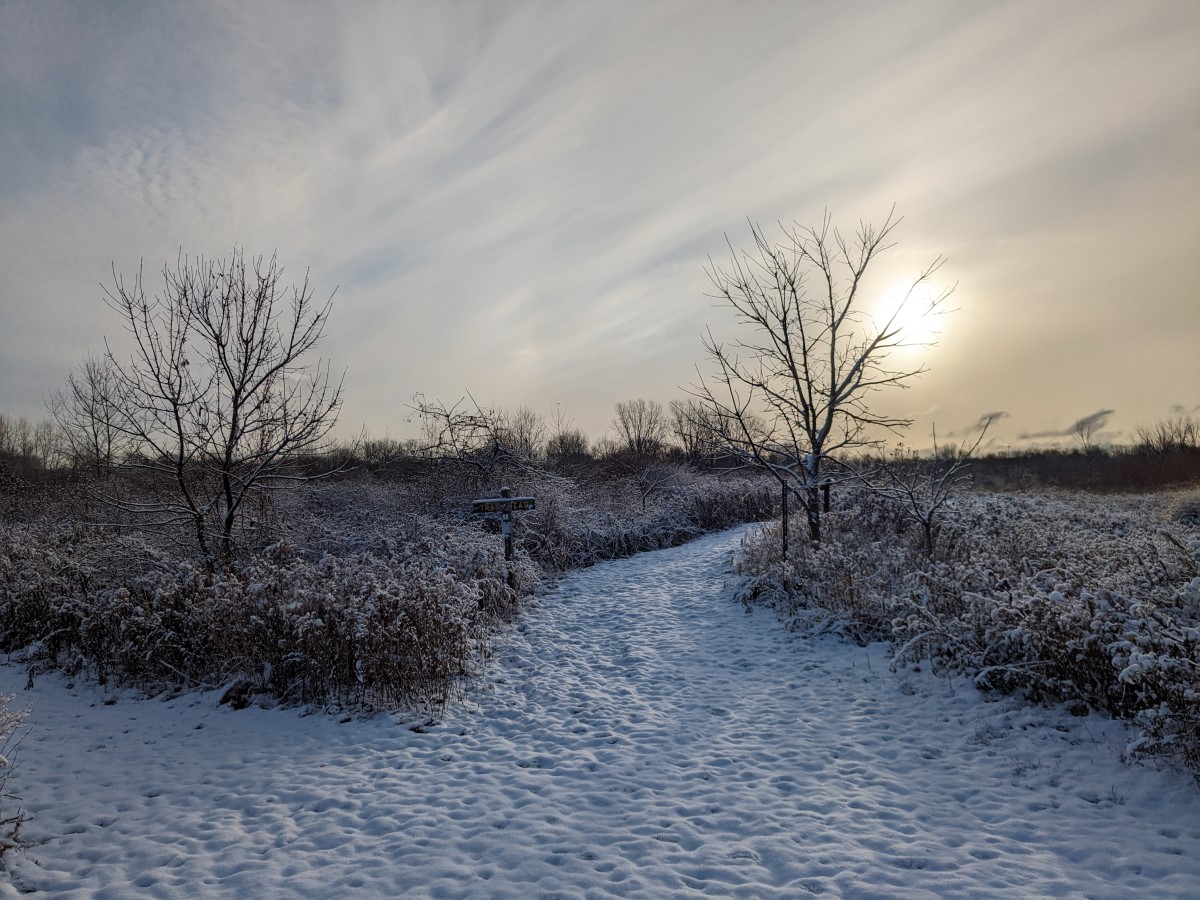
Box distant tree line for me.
[14,392,1196,492]
[7,225,1197,565]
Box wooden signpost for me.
[472,487,536,588]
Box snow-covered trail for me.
[3,526,1199,898]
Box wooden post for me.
[500,487,514,562]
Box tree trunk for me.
[193,514,211,565]
[806,485,821,543]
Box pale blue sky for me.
[2,0,1197,450]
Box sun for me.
[873,281,946,349]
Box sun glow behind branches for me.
[873,281,948,351]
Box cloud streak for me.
[1019,409,1117,443]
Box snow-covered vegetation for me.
[0,463,772,712]
[736,486,1200,778]
[7,527,1200,896]
[0,694,25,855]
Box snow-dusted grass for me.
[2,527,1198,897]
[737,487,1200,779]
[0,697,26,855]
[0,468,771,710]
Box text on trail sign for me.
[471,496,536,513]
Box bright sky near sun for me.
[1,0,1197,451]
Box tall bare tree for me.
[0,413,54,470]
[694,209,951,542]
[10,416,34,466]
[99,250,343,562]
[47,354,132,476]
[32,419,57,469]
[669,398,723,465]
[498,405,547,461]
[612,398,668,458]
[545,405,590,466]
[1069,408,1114,454]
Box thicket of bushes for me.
[736,488,1200,778]
[1,522,519,709]
[0,463,771,711]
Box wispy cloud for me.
[1019,409,1117,443]
[941,411,1010,441]
[2,1,1198,440]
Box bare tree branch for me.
[868,414,998,556]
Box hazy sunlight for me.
[874,282,946,349]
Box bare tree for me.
[633,462,687,512]
[47,354,133,476]
[0,413,56,471]
[545,405,590,466]
[99,250,344,563]
[498,405,547,461]
[10,417,34,466]
[668,398,709,464]
[694,209,951,542]
[870,414,998,557]
[1135,414,1199,455]
[32,419,58,469]
[612,398,668,458]
[412,394,534,489]
[1069,409,1114,454]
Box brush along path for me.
[3,526,1199,897]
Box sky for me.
[1,0,1197,452]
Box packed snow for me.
[2,526,1198,897]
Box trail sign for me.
[471,495,536,514]
[471,488,536,578]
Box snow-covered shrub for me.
[0,519,523,709]
[735,489,916,641]
[736,488,1200,779]
[1,465,770,711]
[0,693,27,855]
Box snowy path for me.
[3,526,1199,898]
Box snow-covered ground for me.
[2,526,1198,898]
